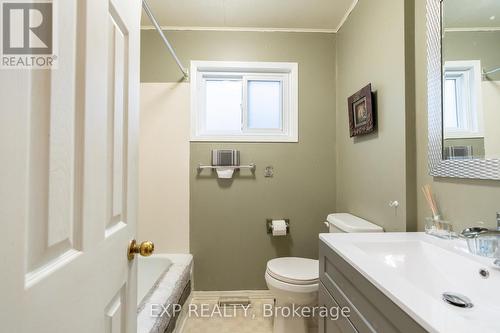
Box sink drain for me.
[479,268,490,279]
[442,292,473,308]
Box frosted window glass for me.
[444,78,459,129]
[247,80,282,129]
[205,80,242,132]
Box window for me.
[443,61,484,139]
[190,61,298,142]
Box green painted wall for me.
[141,31,337,290]
[335,0,417,232]
[444,31,500,81]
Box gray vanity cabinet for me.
[318,240,428,333]
[318,283,357,333]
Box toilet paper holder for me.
[266,219,290,235]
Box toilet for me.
[265,213,383,333]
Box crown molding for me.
[335,0,359,32]
[140,0,359,34]
[140,25,337,33]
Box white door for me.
[0,0,142,332]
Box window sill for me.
[190,134,298,143]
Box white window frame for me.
[190,61,298,142]
[443,60,484,139]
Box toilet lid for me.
[266,257,319,285]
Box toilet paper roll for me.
[216,168,234,179]
[272,220,287,236]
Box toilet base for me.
[272,303,315,333]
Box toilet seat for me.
[266,257,319,285]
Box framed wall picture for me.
[348,84,375,137]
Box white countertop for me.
[319,232,500,333]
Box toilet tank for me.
[326,213,384,233]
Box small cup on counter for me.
[425,217,454,239]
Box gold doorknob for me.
[128,240,155,260]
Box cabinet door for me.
[319,283,358,333]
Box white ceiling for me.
[444,0,500,29]
[141,0,357,33]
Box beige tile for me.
[181,298,273,333]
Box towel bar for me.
[197,164,256,172]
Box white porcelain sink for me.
[319,232,500,333]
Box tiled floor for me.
[178,296,318,333]
[180,297,274,333]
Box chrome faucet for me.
[461,226,500,268]
[495,213,500,267]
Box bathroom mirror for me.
[427,0,500,179]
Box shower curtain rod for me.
[483,66,500,77]
[142,0,189,78]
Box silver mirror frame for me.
[426,0,500,180]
